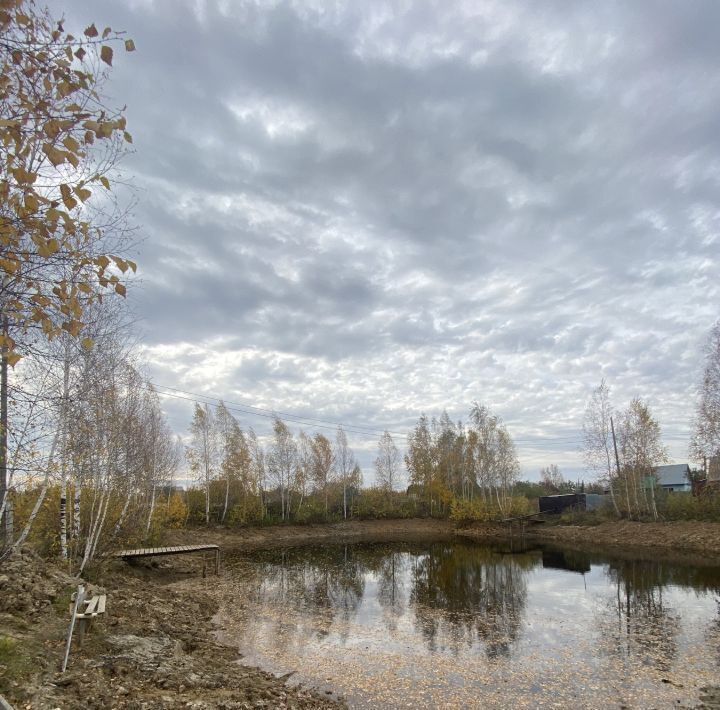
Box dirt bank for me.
[455,519,720,560]
[1,547,340,709]
[166,518,455,550]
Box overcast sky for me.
[61,0,719,483]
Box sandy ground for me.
[3,518,720,709]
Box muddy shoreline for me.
[5,518,720,709]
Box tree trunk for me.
[72,483,81,557]
[222,477,229,523]
[146,485,156,537]
[0,316,8,544]
[113,491,132,540]
[11,422,63,554]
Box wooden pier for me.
[112,544,221,574]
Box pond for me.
[213,540,720,708]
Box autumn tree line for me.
[179,401,526,525]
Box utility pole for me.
[610,416,629,517]
[610,416,621,477]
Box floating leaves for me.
[205,543,720,709]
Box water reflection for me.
[218,541,720,708]
[409,543,537,658]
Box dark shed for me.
[538,493,585,515]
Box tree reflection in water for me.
[240,545,366,646]
[597,558,720,674]
[234,541,539,660]
[409,542,538,659]
[217,541,720,709]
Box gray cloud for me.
[62,0,720,480]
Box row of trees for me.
[186,406,363,524]
[183,400,523,525]
[404,404,520,517]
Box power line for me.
[150,381,586,446]
[152,383,408,437]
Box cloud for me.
[63,0,720,480]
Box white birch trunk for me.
[81,486,109,573]
[4,497,12,544]
[72,483,81,556]
[11,424,63,553]
[146,485,156,537]
[59,352,71,559]
[112,491,132,540]
[222,477,229,523]
[59,479,67,559]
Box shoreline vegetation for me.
[4,517,720,709]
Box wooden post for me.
[61,584,85,672]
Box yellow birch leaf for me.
[6,351,21,367]
[24,194,38,212]
[81,337,93,350]
[100,45,113,66]
[59,184,76,210]
[62,319,82,337]
[62,135,80,152]
[102,26,112,39]
[115,283,126,296]
[84,23,98,37]
[42,143,66,166]
[99,175,110,189]
[74,186,91,202]
[125,39,136,52]
[123,131,133,143]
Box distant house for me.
[653,464,691,492]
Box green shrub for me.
[658,490,720,522]
[449,496,532,523]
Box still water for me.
[213,540,720,708]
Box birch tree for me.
[267,416,296,521]
[618,398,667,520]
[375,430,400,493]
[691,321,720,469]
[310,432,333,515]
[187,404,218,525]
[334,427,355,520]
[582,379,621,515]
[405,414,434,508]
